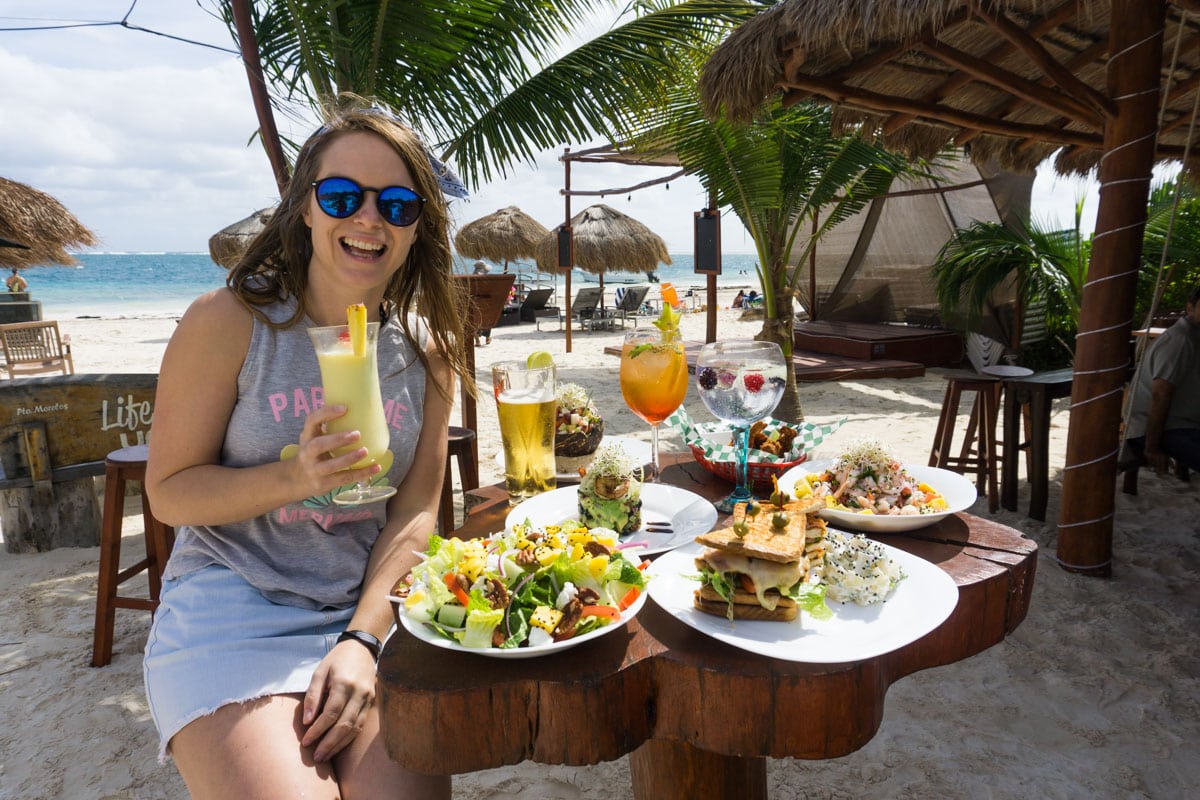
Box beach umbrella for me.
[0,177,96,269]
[454,206,550,272]
[208,207,275,269]
[535,204,672,291]
[699,0,1193,575]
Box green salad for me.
[394,521,650,650]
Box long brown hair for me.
[227,98,472,401]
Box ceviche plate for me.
[646,540,959,663]
[391,587,647,660]
[778,460,977,533]
[506,484,718,557]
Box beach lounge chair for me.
[536,285,604,331]
[518,287,557,323]
[611,285,650,328]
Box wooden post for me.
[563,149,574,354]
[1057,0,1164,576]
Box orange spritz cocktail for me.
[619,306,688,480]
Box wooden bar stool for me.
[92,444,174,667]
[929,373,1000,512]
[440,427,479,534]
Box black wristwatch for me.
[337,629,382,661]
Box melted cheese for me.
[704,550,805,609]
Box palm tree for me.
[932,214,1086,368]
[216,0,762,185]
[628,95,916,420]
[1139,177,1200,324]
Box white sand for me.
[1,293,1197,799]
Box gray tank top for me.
[163,298,427,609]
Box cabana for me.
[701,0,1199,576]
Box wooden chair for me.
[92,444,175,667]
[440,427,479,534]
[0,320,74,379]
[929,372,1000,512]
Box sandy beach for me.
[1,291,1197,799]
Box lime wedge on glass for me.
[527,351,555,369]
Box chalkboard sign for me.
[557,225,573,269]
[694,209,721,275]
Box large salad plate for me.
[506,484,717,557]
[391,588,648,660]
[778,460,977,533]
[646,540,959,663]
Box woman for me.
[144,102,469,799]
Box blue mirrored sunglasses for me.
[310,176,426,227]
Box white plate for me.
[979,365,1034,378]
[646,540,959,663]
[505,484,718,557]
[493,435,653,481]
[390,587,647,659]
[778,460,977,533]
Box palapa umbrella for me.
[535,204,672,294]
[208,207,275,269]
[699,0,1195,575]
[0,177,96,269]
[454,206,550,272]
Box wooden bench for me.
[0,320,74,379]
[0,374,157,552]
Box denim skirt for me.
[143,564,354,760]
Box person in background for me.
[472,259,492,345]
[143,99,471,799]
[1123,284,1200,473]
[731,289,746,309]
[7,267,28,292]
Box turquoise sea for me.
[23,252,763,320]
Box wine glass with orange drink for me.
[619,305,689,481]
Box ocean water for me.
[22,252,763,320]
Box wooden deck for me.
[603,340,925,382]
[792,320,964,367]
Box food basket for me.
[666,407,844,493]
[688,441,809,492]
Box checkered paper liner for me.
[666,407,844,463]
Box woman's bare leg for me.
[334,700,451,800]
[170,694,337,800]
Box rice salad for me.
[820,529,906,605]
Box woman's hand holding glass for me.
[284,402,383,502]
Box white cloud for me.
[0,1,1102,254]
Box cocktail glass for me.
[308,321,397,505]
[492,360,557,506]
[619,329,689,481]
[696,340,787,513]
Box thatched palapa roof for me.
[0,177,96,269]
[454,206,550,266]
[700,0,1200,176]
[535,204,672,276]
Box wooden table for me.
[999,368,1073,521]
[377,456,1037,799]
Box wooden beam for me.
[971,1,1118,119]
[883,0,1081,135]
[823,8,974,84]
[918,39,1104,129]
[955,38,1110,147]
[780,73,1102,149]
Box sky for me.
[0,0,1101,257]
